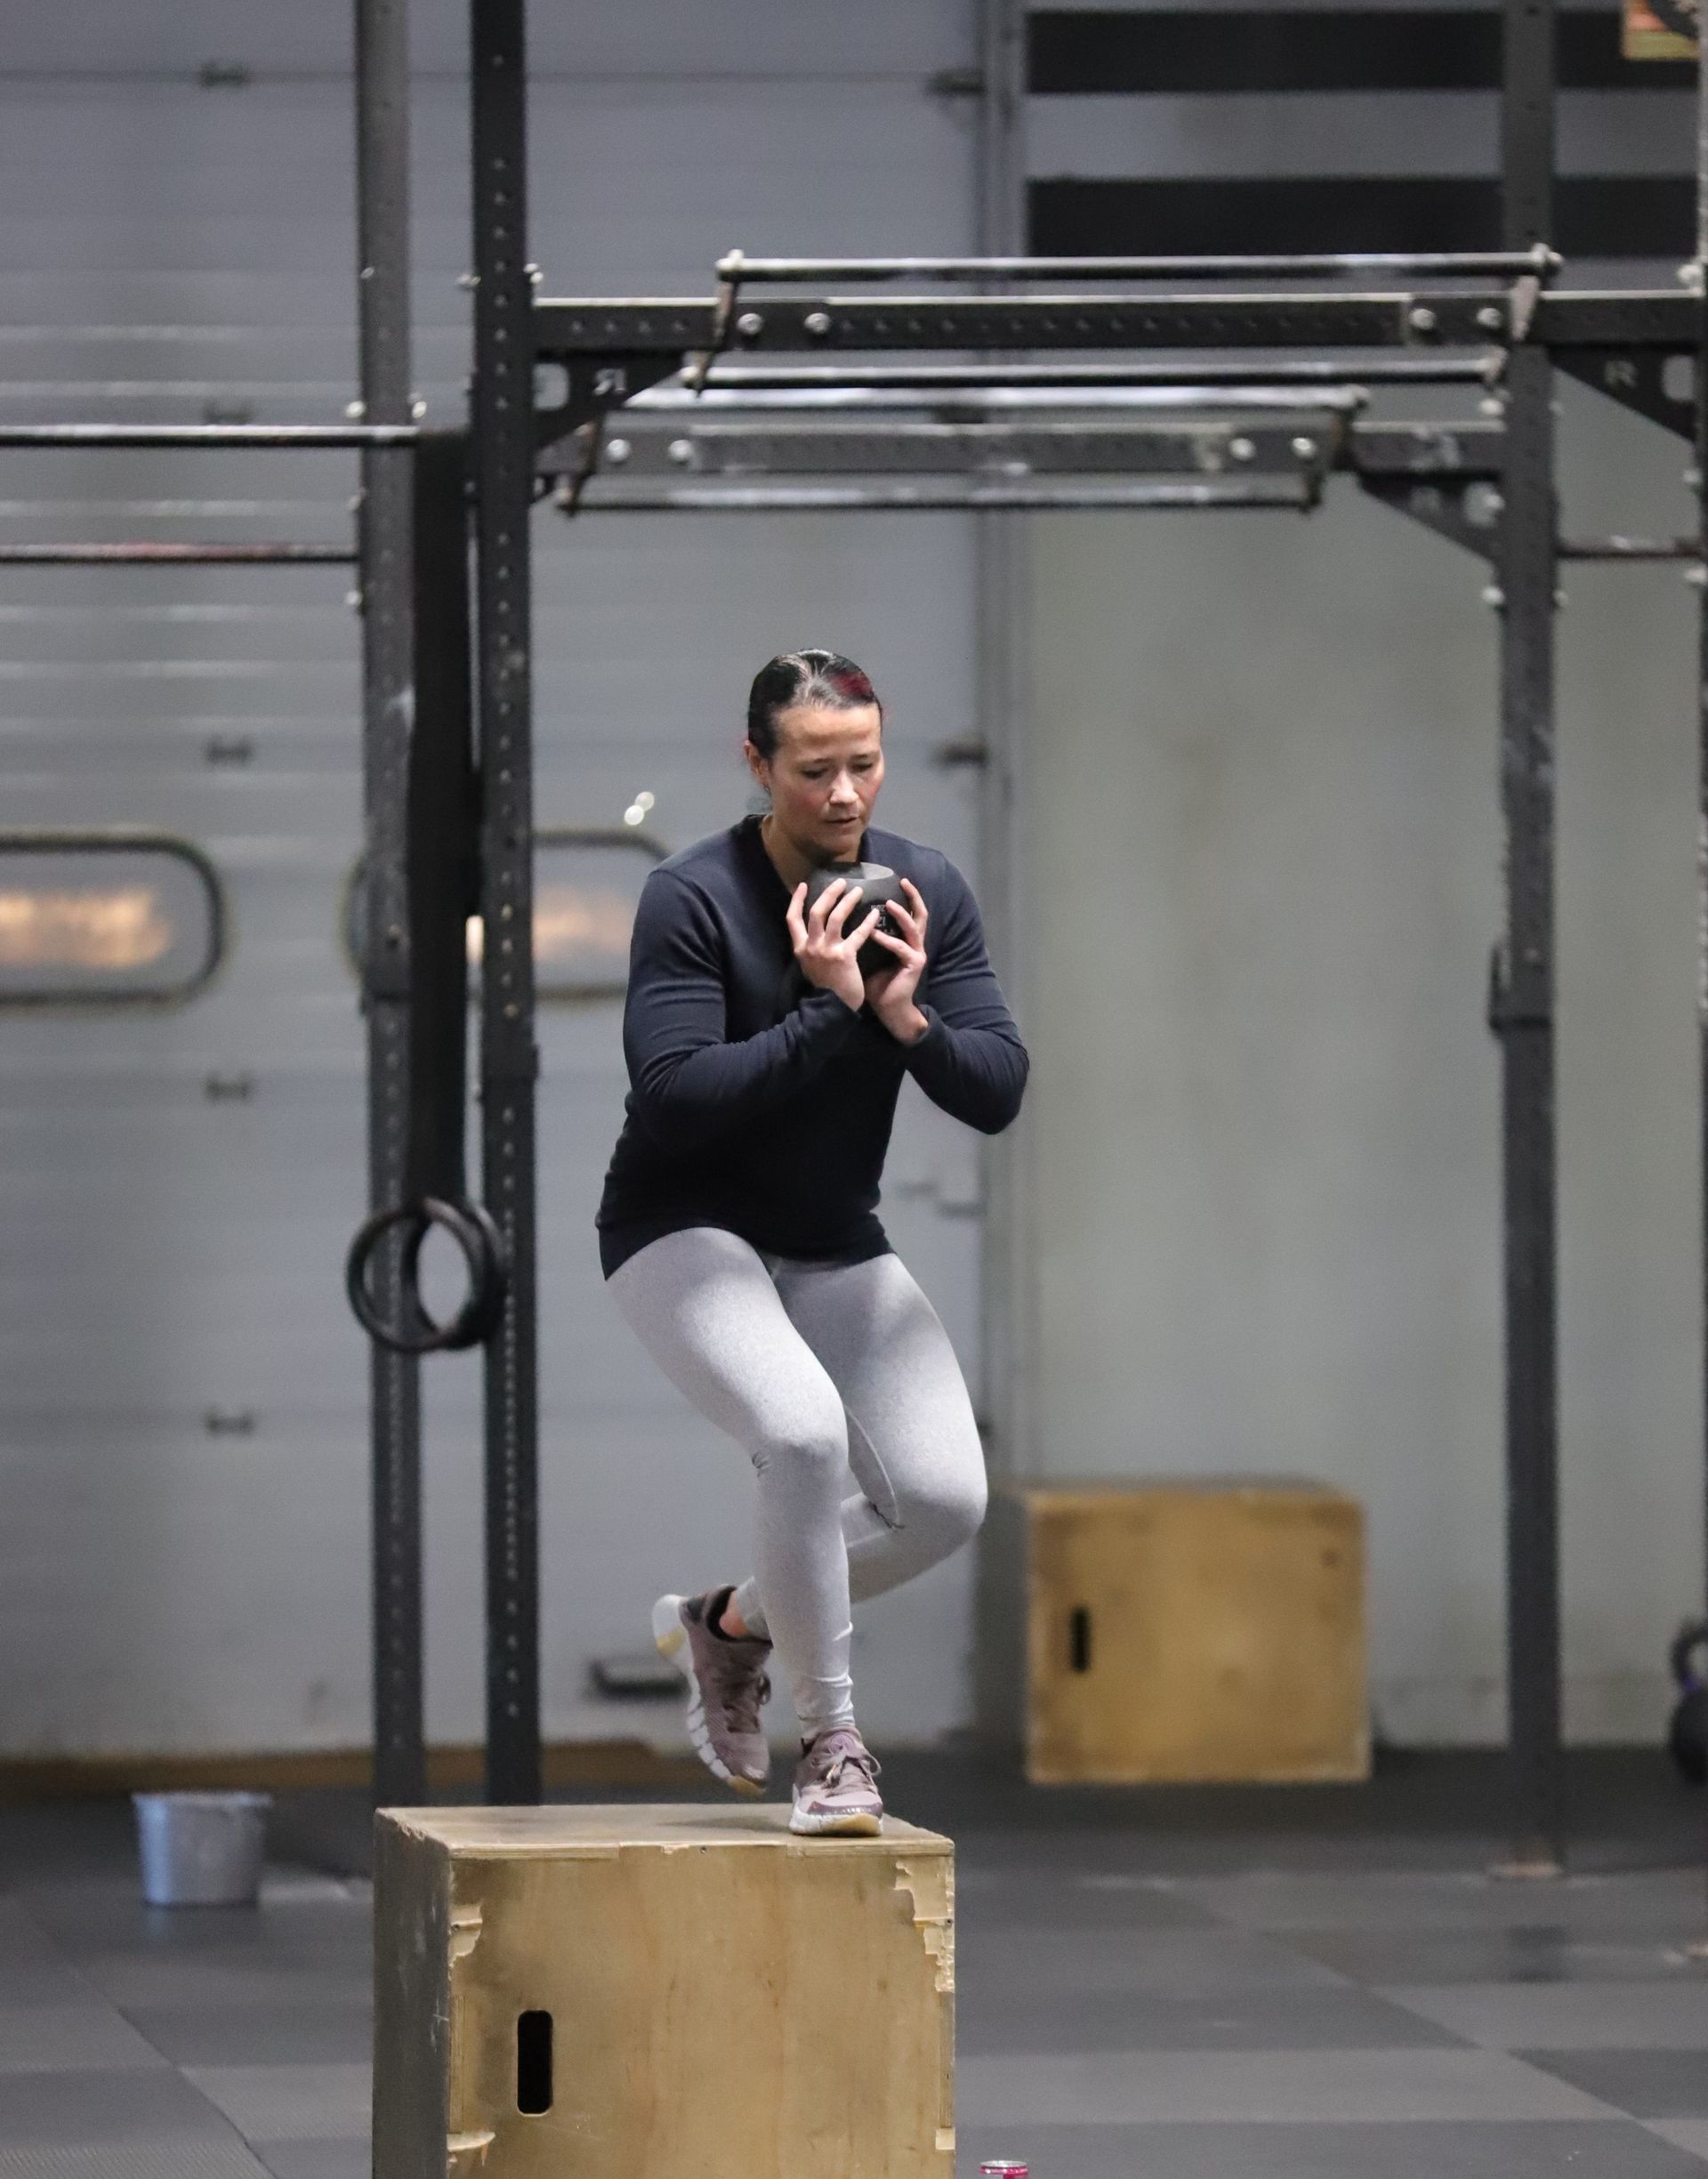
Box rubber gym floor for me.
[0,1748,1703,2179]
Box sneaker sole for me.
[651,1593,764,1800]
[789,1803,883,1837]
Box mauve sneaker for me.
[652,1591,771,1796]
[790,1727,883,1836]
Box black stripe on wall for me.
[1029,11,1696,93]
[1028,174,1694,255]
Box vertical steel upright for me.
[1498,0,1564,1869]
[975,0,1035,1481]
[354,0,425,1808]
[1696,3,1708,1801]
[469,0,543,1804]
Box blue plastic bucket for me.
[132,1790,271,1907]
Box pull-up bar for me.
[1559,535,1701,561]
[694,359,1503,391]
[567,479,1322,513]
[627,384,1371,416]
[713,246,1561,285]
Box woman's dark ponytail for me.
[745,649,882,760]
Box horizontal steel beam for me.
[0,424,419,449]
[547,410,1502,493]
[584,417,1341,485]
[536,291,1513,358]
[539,288,1696,367]
[0,543,356,564]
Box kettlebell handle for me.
[1669,1620,1708,1692]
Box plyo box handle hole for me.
[1069,1606,1092,1674]
[517,2009,553,2113]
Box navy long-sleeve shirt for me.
[597,814,1028,1278]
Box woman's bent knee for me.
[908,1465,987,1558]
[752,1402,849,1494]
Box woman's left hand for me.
[864,878,931,1044]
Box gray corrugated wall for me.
[0,2,987,1757]
[1023,379,1702,1739]
[1019,2,1707,1742]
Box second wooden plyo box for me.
[372,1803,955,2179]
[985,1479,1370,1784]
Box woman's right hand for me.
[786,877,882,1013]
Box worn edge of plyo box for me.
[445,1893,495,2175]
[895,1852,958,2158]
[372,1811,452,2179]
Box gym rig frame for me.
[447,0,1707,1872]
[5,0,1703,1870]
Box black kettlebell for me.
[1666,1622,1708,1786]
[805,860,906,979]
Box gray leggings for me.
[608,1226,987,1737]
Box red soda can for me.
[980,2165,1028,2177]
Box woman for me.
[598,649,1027,1835]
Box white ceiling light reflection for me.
[347,827,665,1005]
[0,836,223,1006]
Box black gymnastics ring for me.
[345,1196,509,1355]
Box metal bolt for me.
[1481,583,1504,609]
[666,437,695,465]
[1687,466,1702,490]
[526,262,544,286]
[1290,436,1317,460]
[1478,395,1505,417]
[604,436,632,466]
[410,397,427,419]
[1409,305,1438,334]
[343,399,366,420]
[736,311,765,339]
[1688,562,1708,588]
[345,588,365,613]
[1229,436,1256,464]
[804,311,832,337]
[1554,586,1567,608]
[457,271,479,290]
[1476,304,1504,333]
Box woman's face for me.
[747,701,884,863]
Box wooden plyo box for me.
[373,1804,955,2179]
[999,1481,1369,1785]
